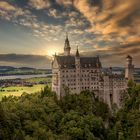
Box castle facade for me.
[52,35,134,108]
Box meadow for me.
[0,84,46,100]
[23,76,52,83]
[0,75,52,100]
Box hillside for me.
[0,84,140,140]
[0,66,51,75]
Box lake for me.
[0,74,52,80]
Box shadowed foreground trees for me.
[0,85,140,140]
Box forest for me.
[0,82,140,140]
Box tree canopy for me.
[0,85,140,140]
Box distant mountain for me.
[18,67,36,70]
[104,67,140,72]
[0,66,47,70]
[0,66,51,75]
[103,67,140,83]
[0,66,15,70]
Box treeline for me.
[0,66,52,76]
[0,84,140,140]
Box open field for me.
[23,76,52,83]
[0,84,46,100]
[0,76,52,100]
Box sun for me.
[47,46,62,57]
[47,49,57,56]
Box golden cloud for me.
[0,1,16,11]
[56,0,140,36]
[29,0,51,9]
[56,0,73,6]
[0,1,25,21]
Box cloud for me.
[29,0,51,9]
[56,0,73,6]
[81,39,140,67]
[0,0,37,26]
[47,8,63,18]
[0,54,51,68]
[0,1,24,20]
[0,1,41,34]
[0,1,16,11]
[56,0,140,36]
[48,8,58,18]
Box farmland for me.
[0,84,46,100]
[0,76,52,100]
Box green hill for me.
[0,66,51,75]
[0,84,140,140]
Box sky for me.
[0,0,139,68]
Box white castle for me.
[52,35,134,108]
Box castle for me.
[52,35,134,108]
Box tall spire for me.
[76,46,80,57]
[64,32,71,56]
[65,32,70,47]
[66,32,68,39]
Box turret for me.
[75,46,80,67]
[64,33,71,56]
[75,46,80,94]
[125,55,134,81]
[76,46,80,58]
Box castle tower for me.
[75,46,81,94]
[64,33,71,56]
[125,55,134,81]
